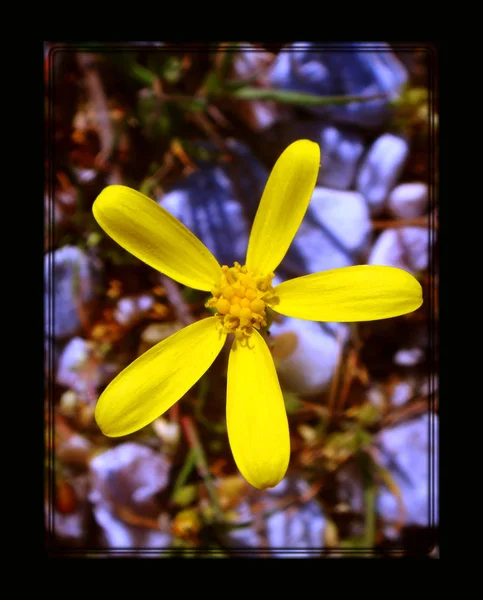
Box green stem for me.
[363,478,377,548]
[194,377,226,433]
[220,74,260,91]
[171,448,196,501]
[181,416,225,523]
[359,451,377,548]
[224,87,388,107]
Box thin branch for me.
[76,53,122,182]
[372,213,436,230]
[180,416,225,523]
[158,275,195,327]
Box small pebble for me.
[44,245,99,339]
[56,337,103,394]
[89,443,172,549]
[114,293,155,326]
[388,182,428,219]
[377,413,439,528]
[369,226,429,274]
[270,317,349,396]
[260,120,366,190]
[285,186,372,277]
[390,381,414,407]
[356,134,410,215]
[394,347,424,366]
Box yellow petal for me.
[93,185,221,291]
[95,317,226,437]
[226,330,290,490]
[245,140,320,275]
[274,265,423,322]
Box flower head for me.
[92,140,422,490]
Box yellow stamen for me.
[240,307,252,321]
[250,298,265,314]
[245,288,257,300]
[223,286,235,300]
[230,304,241,317]
[205,262,277,340]
[216,298,231,315]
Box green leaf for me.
[158,56,185,84]
[346,403,381,427]
[129,62,157,86]
[201,71,221,96]
[86,231,103,247]
[182,286,202,303]
[137,90,173,139]
[339,536,367,549]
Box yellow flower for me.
[92,140,423,490]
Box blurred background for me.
[44,41,438,557]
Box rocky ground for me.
[45,42,438,557]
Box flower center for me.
[206,262,277,341]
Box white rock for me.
[56,337,103,394]
[89,443,172,549]
[318,125,366,189]
[367,386,386,409]
[114,297,137,323]
[264,476,326,557]
[261,121,366,189]
[356,134,409,215]
[92,505,170,550]
[52,475,90,545]
[114,293,154,326]
[336,413,439,536]
[44,245,99,339]
[221,501,261,548]
[73,167,98,184]
[369,226,429,274]
[160,164,253,267]
[57,432,93,466]
[388,183,428,219]
[377,413,438,528]
[288,187,372,275]
[269,316,349,396]
[394,347,424,366]
[221,476,327,554]
[390,381,414,407]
